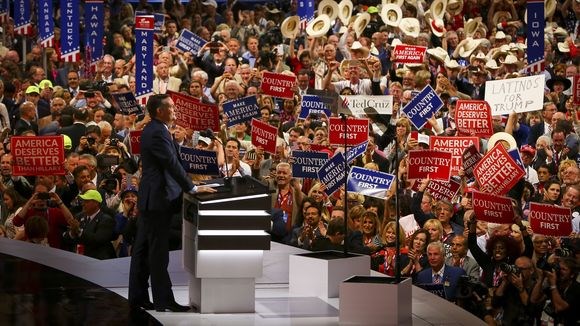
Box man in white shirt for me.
[220,138,251,177]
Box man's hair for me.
[427,241,444,253]
[73,108,89,122]
[289,126,305,136]
[225,137,241,150]
[72,165,90,178]
[327,217,345,236]
[146,94,171,118]
[79,154,97,168]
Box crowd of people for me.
[0,0,579,323]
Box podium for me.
[182,177,272,313]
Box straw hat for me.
[429,17,446,37]
[485,59,500,71]
[494,31,506,40]
[457,38,482,58]
[426,47,449,63]
[487,132,517,150]
[492,11,512,26]
[353,12,371,38]
[338,0,353,25]
[502,54,524,69]
[399,18,421,38]
[469,51,488,64]
[557,41,570,53]
[350,41,370,57]
[318,0,339,22]
[491,44,510,61]
[306,15,331,37]
[381,4,402,27]
[446,0,463,16]
[545,0,557,19]
[445,58,460,69]
[281,16,300,39]
[430,0,447,19]
[464,17,482,37]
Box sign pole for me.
[341,113,349,256]
[393,135,402,282]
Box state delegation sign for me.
[11,136,65,175]
[406,150,453,181]
[473,143,525,195]
[529,203,572,237]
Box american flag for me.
[524,60,545,74]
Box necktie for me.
[547,124,552,136]
[433,274,442,284]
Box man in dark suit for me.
[12,101,38,135]
[416,241,466,302]
[58,108,88,151]
[128,94,216,312]
[454,67,486,100]
[64,189,116,260]
[527,102,557,146]
[354,136,389,172]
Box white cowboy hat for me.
[487,132,517,150]
[399,17,420,38]
[350,41,370,57]
[557,41,570,53]
[338,0,353,25]
[457,38,482,58]
[502,54,524,68]
[306,14,331,38]
[464,17,482,37]
[492,11,512,27]
[381,4,403,27]
[545,0,557,19]
[430,0,447,20]
[494,30,506,40]
[485,59,500,70]
[446,0,463,16]
[281,16,300,39]
[318,0,339,22]
[390,38,403,48]
[445,58,460,69]
[429,17,446,37]
[492,44,511,61]
[382,0,404,7]
[353,12,371,38]
[426,47,449,63]
[469,51,488,64]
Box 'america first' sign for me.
[11,136,65,175]
[402,85,443,130]
[223,95,260,127]
[347,166,395,199]
[175,29,207,55]
[317,152,346,196]
[292,150,328,179]
[135,16,155,106]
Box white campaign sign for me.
[485,74,545,115]
[341,95,393,116]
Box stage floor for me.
[0,238,484,325]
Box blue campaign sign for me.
[346,141,368,164]
[135,11,165,32]
[179,147,219,175]
[299,95,330,119]
[508,149,525,173]
[403,85,443,130]
[292,150,328,179]
[223,95,261,127]
[111,92,143,115]
[347,166,395,199]
[175,28,207,54]
[317,152,346,196]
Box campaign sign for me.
[317,152,346,196]
[472,191,514,224]
[529,203,572,237]
[340,95,393,116]
[402,85,444,130]
[393,45,427,64]
[299,95,331,119]
[574,74,580,105]
[179,147,219,175]
[251,119,278,154]
[11,136,65,175]
[347,166,395,199]
[399,214,420,238]
[170,91,220,131]
[307,88,339,115]
[430,136,479,176]
[473,143,525,195]
[135,11,165,32]
[462,144,482,178]
[129,130,142,155]
[411,178,461,202]
[291,150,328,179]
[174,29,207,55]
[261,71,296,99]
[455,100,493,137]
[407,150,453,181]
[222,95,260,127]
[111,92,143,115]
[346,141,368,164]
[485,74,546,115]
[328,117,369,146]
[508,148,525,172]
[417,283,446,299]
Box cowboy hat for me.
[353,12,371,38]
[502,54,524,69]
[487,132,517,150]
[464,17,482,37]
[390,38,403,48]
[430,0,447,20]
[446,0,463,16]
[381,4,402,27]
[547,76,572,91]
[306,15,331,37]
[399,18,420,38]
[457,38,482,58]
[491,44,510,61]
[492,11,512,26]
[318,0,339,22]
[545,0,557,19]
[338,0,353,25]
[557,41,570,53]
[494,30,507,40]
[350,41,370,57]
[485,59,500,70]
[383,0,404,7]
[444,58,460,69]
[469,51,488,65]
[429,17,446,37]
[426,47,449,63]
[281,16,300,39]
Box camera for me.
[109,138,118,147]
[87,137,96,145]
[100,172,121,193]
[554,246,574,257]
[499,263,520,275]
[456,275,488,300]
[209,35,223,54]
[37,192,50,200]
[97,154,120,167]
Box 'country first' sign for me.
[347,166,395,199]
[485,74,545,115]
[529,203,572,237]
[407,150,453,181]
[402,85,443,130]
[261,71,296,99]
[11,136,65,175]
[328,117,368,146]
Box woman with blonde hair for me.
[308,182,332,222]
[372,221,409,276]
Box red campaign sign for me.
[430,136,479,176]
[473,143,525,195]
[135,15,155,29]
[393,45,427,64]
[407,150,453,181]
[328,117,369,146]
[455,100,493,137]
[472,191,514,224]
[260,71,296,99]
[529,202,572,237]
[169,91,220,131]
[129,130,143,155]
[462,144,482,178]
[411,178,461,202]
[574,74,580,105]
[310,143,331,152]
[11,136,65,176]
[251,118,278,154]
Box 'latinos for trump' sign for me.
[430,136,479,176]
[407,150,453,181]
[179,147,219,175]
[251,119,278,154]
[473,143,525,195]
[454,100,493,137]
[485,75,545,115]
[472,191,514,224]
[402,85,443,130]
[261,71,296,99]
[328,117,369,146]
[317,152,346,196]
[393,45,427,64]
[223,95,260,127]
[529,203,572,237]
[347,166,395,199]
[170,91,220,131]
[291,150,328,179]
[11,136,65,175]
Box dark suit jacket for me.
[58,122,86,151]
[354,151,389,172]
[527,122,545,146]
[64,210,116,260]
[12,118,38,135]
[455,79,485,100]
[137,119,193,212]
[416,264,466,301]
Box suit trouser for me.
[128,209,174,308]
